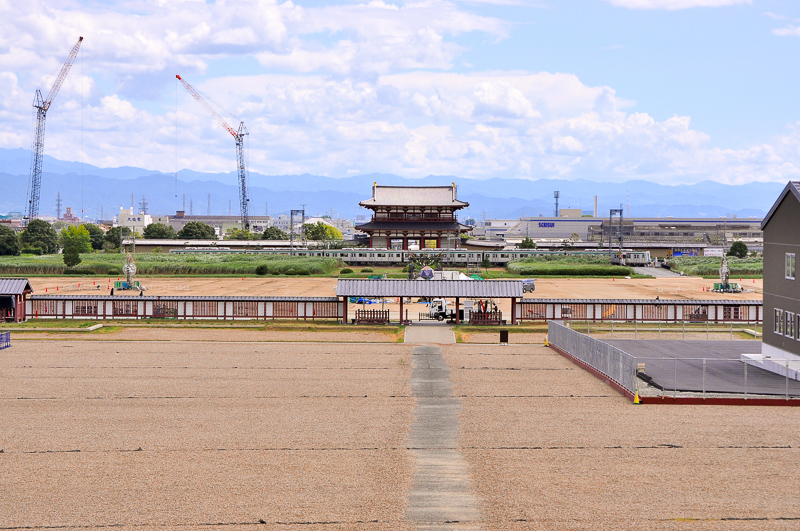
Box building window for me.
[787,312,796,340]
[775,309,784,335]
[787,253,796,280]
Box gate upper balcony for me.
[359,183,468,214]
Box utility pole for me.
[207,193,211,215]
[55,192,62,220]
[131,193,135,211]
[189,199,193,216]
[182,194,186,212]
[228,200,232,217]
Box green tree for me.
[20,219,59,254]
[60,225,92,254]
[0,225,21,256]
[63,247,81,267]
[143,223,177,239]
[104,226,132,250]
[519,237,536,249]
[262,227,289,240]
[81,223,105,250]
[727,241,748,259]
[303,222,342,240]
[177,221,216,239]
[224,228,258,240]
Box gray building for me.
[761,182,800,360]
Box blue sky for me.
[2,0,800,185]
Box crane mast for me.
[27,36,83,220]
[176,75,250,230]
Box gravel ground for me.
[443,344,800,530]
[9,327,400,343]
[0,339,415,529]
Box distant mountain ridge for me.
[0,147,782,220]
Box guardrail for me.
[548,320,638,396]
[0,331,10,350]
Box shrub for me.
[21,246,43,255]
[340,268,353,274]
[255,264,269,275]
[360,268,373,273]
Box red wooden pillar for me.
[455,297,460,325]
[343,296,348,324]
[399,296,404,324]
[369,235,373,247]
[511,298,517,325]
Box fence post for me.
[744,362,747,399]
[611,320,614,338]
[706,320,709,340]
[658,321,661,339]
[786,360,790,400]
[634,319,637,339]
[730,322,733,340]
[674,357,677,398]
[682,320,685,340]
[702,358,706,399]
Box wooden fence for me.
[355,309,390,324]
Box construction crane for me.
[176,75,250,230]
[26,36,83,220]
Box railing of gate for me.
[548,320,638,395]
[0,331,10,350]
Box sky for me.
[2,0,800,185]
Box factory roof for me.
[337,279,522,298]
[359,185,468,208]
[0,278,33,296]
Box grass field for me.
[0,253,342,276]
[507,254,634,277]
[668,256,763,277]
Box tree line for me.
[0,220,345,263]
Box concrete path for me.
[633,266,683,277]
[406,345,482,530]
[405,325,456,345]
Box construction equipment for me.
[176,75,250,230]
[27,36,83,220]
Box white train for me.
[174,248,652,267]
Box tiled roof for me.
[360,186,468,208]
[337,279,522,298]
[30,295,339,302]
[0,278,32,296]
[354,221,470,232]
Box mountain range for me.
[0,147,783,221]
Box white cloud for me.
[605,0,751,9]
[773,25,800,37]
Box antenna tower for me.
[55,192,62,220]
[554,191,560,217]
[139,196,148,215]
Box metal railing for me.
[567,320,761,340]
[548,321,638,394]
[0,331,10,350]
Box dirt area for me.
[443,344,800,530]
[3,331,798,529]
[0,339,415,529]
[9,327,401,343]
[26,275,762,324]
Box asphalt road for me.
[606,340,800,396]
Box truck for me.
[427,298,457,321]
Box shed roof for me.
[761,181,800,230]
[359,185,468,208]
[0,278,33,296]
[337,279,522,298]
